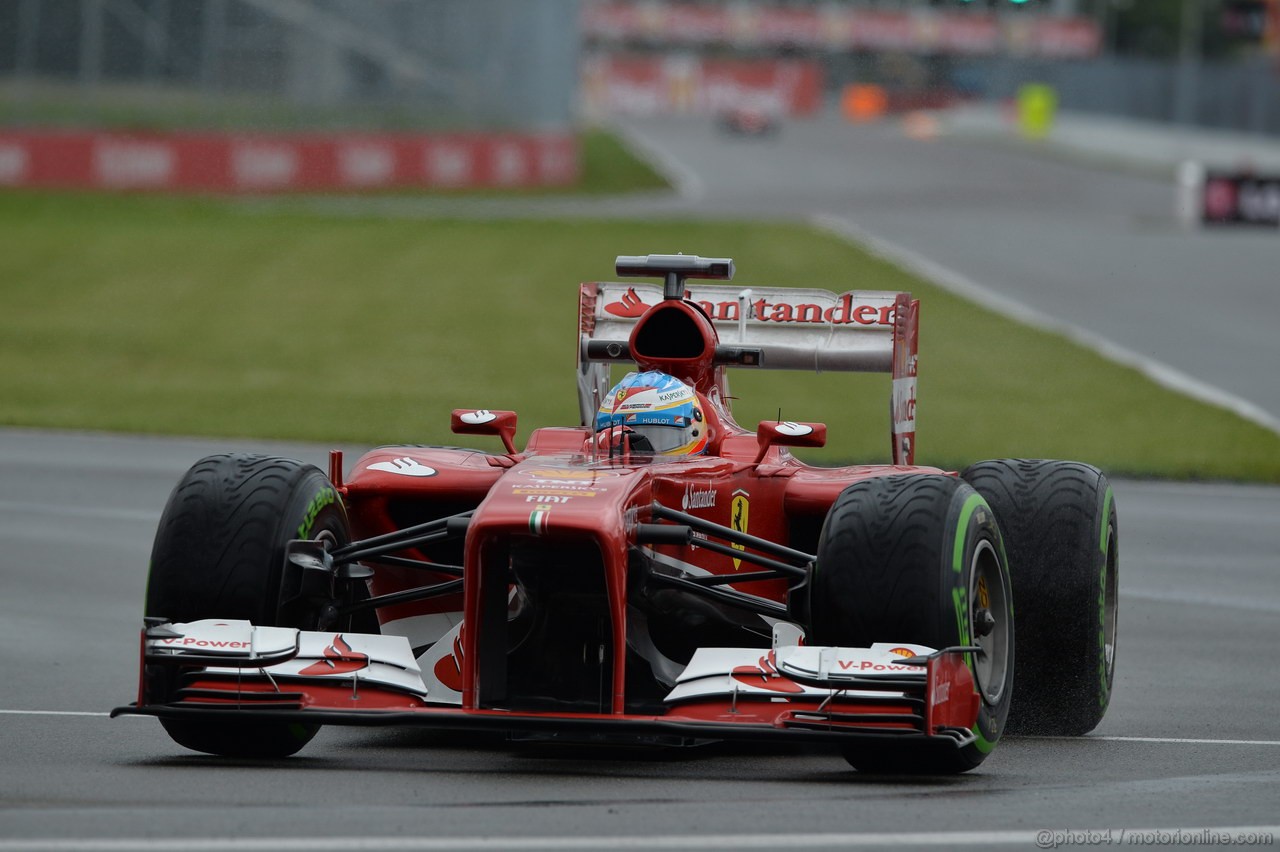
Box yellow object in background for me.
[1017,83,1058,140]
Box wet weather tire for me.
[145,453,353,758]
[808,474,1013,774]
[961,460,1118,736]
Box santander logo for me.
[682,483,716,510]
[601,287,895,327]
[731,650,805,694]
[774,421,813,438]
[298,634,369,676]
[433,630,465,692]
[369,457,437,477]
[604,287,650,318]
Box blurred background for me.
[580,0,1280,132]
[0,0,579,130]
[1,0,1278,192]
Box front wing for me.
[114,620,981,749]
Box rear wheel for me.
[808,474,1013,774]
[145,453,359,758]
[961,459,1118,736]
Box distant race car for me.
[717,106,778,136]
[116,254,1119,774]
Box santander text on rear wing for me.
[577,263,920,465]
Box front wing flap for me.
[118,620,979,747]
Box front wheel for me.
[808,474,1014,774]
[145,453,358,758]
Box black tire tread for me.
[147,454,323,626]
[808,474,1013,774]
[961,459,1115,736]
[809,474,957,648]
[145,453,348,758]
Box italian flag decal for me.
[529,504,552,535]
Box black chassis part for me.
[290,504,818,625]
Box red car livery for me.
[117,254,1119,774]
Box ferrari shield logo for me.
[730,493,749,570]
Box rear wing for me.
[577,279,920,465]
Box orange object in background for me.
[842,84,888,123]
[1268,0,1280,59]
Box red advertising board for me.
[582,1,1100,58]
[582,55,823,117]
[0,131,579,193]
[1202,171,1280,226]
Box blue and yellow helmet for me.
[595,371,707,456]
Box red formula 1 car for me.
[717,106,779,137]
[116,254,1119,774]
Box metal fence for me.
[947,55,1280,137]
[0,0,581,132]
[4,0,1276,137]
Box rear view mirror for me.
[451,409,518,454]
[755,420,827,463]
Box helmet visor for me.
[629,424,693,455]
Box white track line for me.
[1122,587,1280,614]
[7,709,1280,746]
[813,213,1280,437]
[0,710,109,717]
[1,827,1276,851]
[1029,735,1280,746]
[0,500,159,522]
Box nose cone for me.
[468,459,651,543]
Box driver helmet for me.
[595,371,708,457]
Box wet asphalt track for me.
[3,116,1280,849]
[1,430,1278,850]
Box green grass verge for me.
[1,190,1277,482]
[578,129,671,195]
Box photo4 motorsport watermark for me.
[1037,828,1275,848]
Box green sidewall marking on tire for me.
[972,727,996,754]
[1098,485,1114,706]
[297,485,338,540]
[952,587,970,646]
[1099,486,1113,554]
[952,491,984,670]
[951,492,998,753]
[952,492,987,574]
